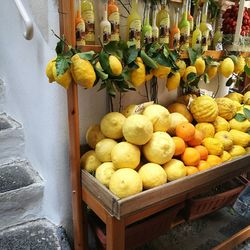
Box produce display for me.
[80,92,250,199]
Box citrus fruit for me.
[187,129,204,147]
[234,56,245,75]
[163,159,186,181]
[138,163,167,189]
[80,150,102,173]
[109,168,143,198]
[176,60,186,77]
[95,162,116,187]
[176,123,196,142]
[153,64,171,78]
[111,142,140,169]
[186,166,199,175]
[197,160,212,171]
[166,72,181,91]
[46,57,56,83]
[85,124,106,149]
[52,64,72,89]
[219,57,234,78]
[131,57,146,87]
[207,65,218,80]
[220,151,232,162]
[194,145,208,160]
[183,66,197,82]
[109,55,123,76]
[229,145,246,158]
[95,138,118,162]
[206,155,222,167]
[195,123,215,138]
[122,114,153,145]
[181,147,201,166]
[202,138,224,156]
[167,103,193,122]
[172,136,186,156]
[194,57,206,76]
[214,131,233,151]
[213,116,230,132]
[168,113,188,135]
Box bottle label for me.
[159,18,169,44]
[128,19,141,48]
[201,30,209,50]
[152,28,159,43]
[180,26,190,50]
[102,25,111,45]
[83,10,95,42]
[108,11,120,41]
[76,21,86,46]
[143,30,152,44]
[173,32,180,48]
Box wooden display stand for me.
[58,1,250,249]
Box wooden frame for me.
[58,1,250,249]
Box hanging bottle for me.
[142,3,152,45]
[200,1,209,51]
[213,12,223,50]
[100,3,111,45]
[179,0,190,50]
[152,5,159,43]
[156,0,170,45]
[127,0,142,49]
[76,0,86,47]
[81,0,95,45]
[170,8,180,49]
[192,10,202,50]
[108,0,120,42]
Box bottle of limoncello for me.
[179,0,190,50]
[192,10,202,50]
[142,3,152,45]
[108,0,120,42]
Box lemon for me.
[166,72,181,91]
[243,91,250,105]
[100,112,126,139]
[138,163,167,189]
[85,124,106,149]
[143,132,175,165]
[207,65,218,80]
[163,159,186,181]
[80,150,101,173]
[229,118,250,133]
[202,138,224,156]
[219,58,234,78]
[213,116,230,132]
[46,58,56,83]
[143,104,170,132]
[234,56,245,75]
[153,64,171,78]
[233,101,242,111]
[109,55,123,76]
[95,138,118,162]
[225,92,243,103]
[194,57,206,76]
[229,145,246,158]
[130,57,146,87]
[52,64,72,89]
[176,60,186,77]
[183,66,197,82]
[95,162,116,187]
[111,142,140,169]
[195,123,215,138]
[229,129,250,147]
[71,54,96,88]
[220,151,232,162]
[122,114,153,145]
[168,113,188,136]
[109,168,143,198]
[214,131,233,151]
[245,147,250,154]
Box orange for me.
[176,123,196,142]
[194,145,208,160]
[206,155,222,167]
[181,147,201,166]
[186,166,199,175]
[197,160,212,171]
[172,136,186,156]
[187,129,204,147]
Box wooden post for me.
[58,0,86,249]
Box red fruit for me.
[244,19,248,25]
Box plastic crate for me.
[88,202,185,250]
[185,177,249,221]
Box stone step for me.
[0,160,44,230]
[0,219,71,250]
[0,113,25,164]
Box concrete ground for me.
[135,206,250,250]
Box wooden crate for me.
[82,155,250,220]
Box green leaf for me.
[128,61,139,70]
[163,47,169,59]
[154,54,172,67]
[234,113,246,122]
[95,67,108,80]
[78,51,95,60]
[204,73,209,84]
[243,108,250,119]
[126,46,138,64]
[99,51,112,75]
[104,41,124,59]
[244,65,250,77]
[187,72,197,83]
[55,55,71,75]
[226,77,233,87]
[140,50,158,69]
[188,48,197,65]
[55,39,65,55]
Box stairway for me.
[0,79,71,249]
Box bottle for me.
[213,12,223,50]
[200,1,209,51]
[76,0,86,47]
[187,0,194,45]
[179,0,190,50]
[142,3,152,45]
[192,10,202,50]
[170,8,180,49]
[152,5,159,43]
[127,0,142,48]
[156,0,170,45]
[81,0,95,45]
[108,0,120,42]
[100,4,111,45]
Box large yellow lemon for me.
[213,116,230,132]
[109,55,123,76]
[163,159,186,181]
[85,124,106,149]
[95,162,116,187]
[80,150,101,173]
[95,138,118,162]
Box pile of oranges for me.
[173,123,222,176]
